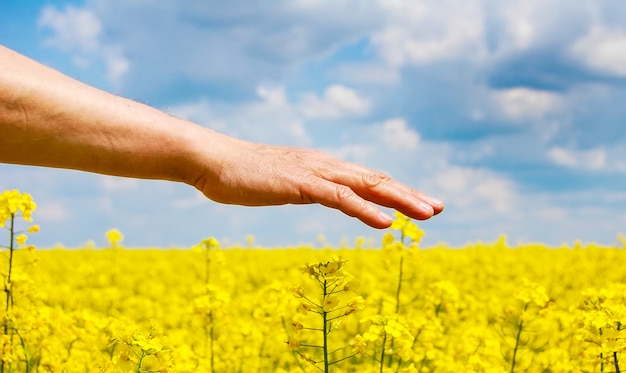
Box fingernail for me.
[419,201,435,213]
[425,196,443,206]
[378,210,393,223]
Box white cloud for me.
[39,5,102,52]
[547,146,607,171]
[104,49,131,85]
[167,98,229,133]
[256,86,288,106]
[325,144,374,164]
[299,85,370,119]
[486,0,575,54]
[72,0,382,92]
[502,8,536,50]
[100,176,139,192]
[380,118,420,151]
[372,0,485,65]
[571,26,626,77]
[38,4,130,86]
[492,88,563,121]
[433,166,519,215]
[167,85,312,146]
[35,200,70,223]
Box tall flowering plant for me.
[0,190,38,373]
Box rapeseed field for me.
[2,189,626,372]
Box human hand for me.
[191,133,443,228]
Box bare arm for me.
[0,45,443,228]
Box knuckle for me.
[335,184,354,202]
[297,175,320,203]
[363,171,390,187]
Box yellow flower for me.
[300,263,318,278]
[322,296,339,312]
[297,303,314,315]
[245,234,255,246]
[27,225,40,233]
[0,190,37,225]
[389,211,409,230]
[287,337,300,349]
[363,327,382,342]
[402,222,424,243]
[290,285,306,298]
[343,279,361,293]
[514,278,550,307]
[201,236,220,250]
[349,334,367,354]
[382,232,395,247]
[105,229,124,247]
[319,261,338,276]
[345,296,365,315]
[132,332,163,353]
[290,321,304,332]
[384,319,405,338]
[15,234,27,246]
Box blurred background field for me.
[4,228,626,372]
[3,190,626,372]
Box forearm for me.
[0,45,208,184]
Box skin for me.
[0,45,443,228]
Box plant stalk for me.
[322,279,329,373]
[1,214,16,373]
[510,303,528,373]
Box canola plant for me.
[2,189,626,372]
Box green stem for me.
[510,303,528,373]
[614,351,620,373]
[1,214,15,373]
[328,352,358,365]
[379,331,387,373]
[16,329,31,373]
[394,254,404,314]
[387,238,405,368]
[322,279,329,373]
[4,214,15,318]
[600,328,604,373]
[282,317,307,371]
[136,350,146,373]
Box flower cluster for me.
[0,190,36,226]
[289,256,364,371]
[574,285,626,370]
[0,188,625,371]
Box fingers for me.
[294,155,444,228]
[298,177,394,228]
[311,158,444,221]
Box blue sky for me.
[1,0,626,248]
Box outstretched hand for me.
[191,133,443,228]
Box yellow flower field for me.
[2,189,626,372]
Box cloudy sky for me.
[1,0,626,248]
